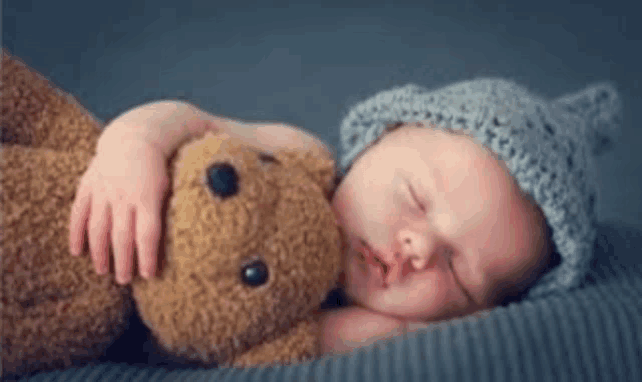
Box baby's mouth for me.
[352,246,454,289]
[353,252,414,289]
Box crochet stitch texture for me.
[339,78,622,298]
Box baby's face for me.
[331,123,554,322]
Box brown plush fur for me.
[1,49,133,378]
[1,50,101,152]
[133,133,343,367]
[1,49,344,376]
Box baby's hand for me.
[69,132,169,284]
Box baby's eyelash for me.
[407,182,426,212]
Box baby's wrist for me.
[97,124,149,154]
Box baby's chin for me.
[344,260,473,322]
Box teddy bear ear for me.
[275,148,337,199]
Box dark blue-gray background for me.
[4,0,641,229]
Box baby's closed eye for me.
[406,181,426,213]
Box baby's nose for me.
[382,231,431,285]
[397,230,431,270]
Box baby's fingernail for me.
[141,271,150,279]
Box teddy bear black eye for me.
[258,152,279,165]
[240,259,269,287]
[206,162,239,199]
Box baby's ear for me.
[275,148,337,199]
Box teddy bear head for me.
[132,132,344,364]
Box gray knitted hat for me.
[339,78,622,299]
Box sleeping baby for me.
[68,78,621,355]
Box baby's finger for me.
[113,242,133,286]
[114,244,133,285]
[69,185,91,256]
[135,199,163,279]
[111,203,135,284]
[88,198,112,275]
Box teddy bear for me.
[1,49,134,379]
[1,49,344,379]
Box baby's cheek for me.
[450,251,502,312]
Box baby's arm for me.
[98,100,332,161]
[319,306,405,355]
[319,306,494,354]
[69,100,332,284]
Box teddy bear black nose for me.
[206,162,239,199]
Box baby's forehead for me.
[354,123,486,161]
[337,123,424,185]
[336,123,511,199]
